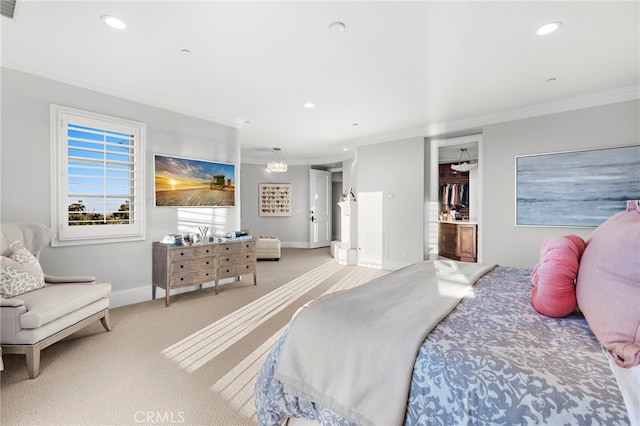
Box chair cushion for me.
[17,283,111,329]
[0,241,45,298]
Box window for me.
[51,105,146,246]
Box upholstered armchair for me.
[1,223,112,378]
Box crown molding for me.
[1,62,244,129]
[354,85,640,147]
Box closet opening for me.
[428,135,482,263]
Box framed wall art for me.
[259,183,292,216]
[154,154,235,207]
[515,145,640,227]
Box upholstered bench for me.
[256,236,281,260]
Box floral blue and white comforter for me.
[254,266,629,425]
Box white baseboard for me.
[280,241,313,249]
[382,260,413,271]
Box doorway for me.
[428,135,483,262]
[309,169,332,248]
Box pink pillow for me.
[531,235,586,318]
[576,200,640,368]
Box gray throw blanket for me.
[274,260,496,426]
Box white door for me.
[309,169,331,248]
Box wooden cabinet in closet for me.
[438,221,477,263]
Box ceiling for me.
[2,1,638,166]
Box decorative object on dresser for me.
[152,238,257,307]
[438,221,477,262]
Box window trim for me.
[50,104,146,246]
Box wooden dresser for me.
[152,239,257,306]
[438,221,477,263]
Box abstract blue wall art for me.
[516,145,640,227]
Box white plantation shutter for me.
[51,105,146,246]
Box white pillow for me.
[0,241,45,298]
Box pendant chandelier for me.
[450,148,478,172]
[266,147,287,173]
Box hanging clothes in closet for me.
[440,183,469,210]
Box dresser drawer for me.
[218,265,239,278]
[169,245,216,261]
[219,252,256,267]
[218,263,256,279]
[168,270,215,287]
[218,243,240,255]
[237,241,256,253]
[237,263,256,275]
[169,257,216,274]
[238,252,257,264]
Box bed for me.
[254,262,632,425]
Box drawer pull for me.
[206,261,210,265]
[226,258,230,262]
[226,269,230,273]
[180,265,184,268]
[180,252,185,256]
[180,277,184,281]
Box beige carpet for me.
[0,247,387,426]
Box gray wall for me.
[1,68,241,306]
[2,68,637,305]
[240,164,311,247]
[481,100,639,267]
[357,136,425,269]
[355,100,638,269]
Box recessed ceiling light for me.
[101,15,126,30]
[303,102,315,108]
[329,21,346,34]
[537,21,562,36]
[102,15,126,30]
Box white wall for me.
[1,68,241,306]
[240,163,310,247]
[357,137,425,269]
[482,100,639,267]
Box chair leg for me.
[100,310,112,332]
[25,346,41,379]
